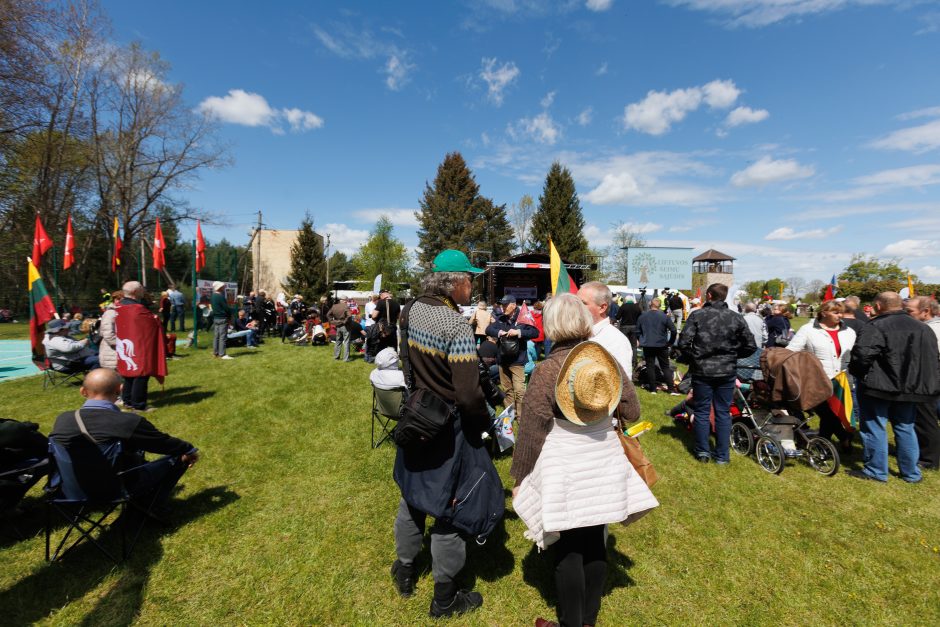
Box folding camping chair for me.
[371,385,404,449]
[45,438,175,563]
[33,356,89,390]
[1,458,49,538]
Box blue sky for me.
[102,0,940,285]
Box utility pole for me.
[325,233,331,299]
[252,210,263,292]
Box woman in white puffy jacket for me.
[787,300,856,450]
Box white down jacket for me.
[786,320,856,379]
[512,418,659,550]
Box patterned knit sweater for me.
[401,296,489,432]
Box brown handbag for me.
[617,430,659,488]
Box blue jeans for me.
[691,376,736,462]
[858,395,921,482]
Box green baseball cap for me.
[431,249,484,273]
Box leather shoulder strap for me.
[73,409,99,445]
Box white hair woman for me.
[511,293,658,627]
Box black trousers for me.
[553,525,607,627]
[915,400,940,469]
[122,376,150,410]
[642,346,673,391]
[814,401,850,443]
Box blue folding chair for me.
[45,438,176,563]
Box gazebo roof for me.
[693,248,736,262]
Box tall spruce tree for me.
[416,152,514,266]
[530,161,588,262]
[283,214,326,301]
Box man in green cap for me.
[390,249,500,619]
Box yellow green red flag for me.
[549,240,576,295]
[28,258,57,356]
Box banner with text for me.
[627,247,693,290]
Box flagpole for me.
[140,238,146,287]
[51,244,59,309]
[192,239,198,349]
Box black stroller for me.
[729,349,841,476]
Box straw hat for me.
[555,341,622,426]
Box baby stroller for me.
[729,349,841,476]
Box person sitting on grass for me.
[49,368,199,520]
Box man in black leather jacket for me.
[677,283,756,464]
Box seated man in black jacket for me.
[50,368,199,516]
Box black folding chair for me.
[371,386,404,449]
[33,356,89,390]
[1,458,49,538]
[45,438,174,563]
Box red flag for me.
[694,287,702,300]
[32,215,53,268]
[195,220,206,272]
[63,214,76,270]
[111,217,122,272]
[153,218,166,270]
[516,302,536,327]
[823,273,837,302]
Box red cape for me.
[114,302,167,382]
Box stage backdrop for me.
[626,247,693,290]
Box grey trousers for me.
[213,319,228,356]
[334,325,350,359]
[394,498,465,585]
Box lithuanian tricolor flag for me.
[549,240,577,295]
[827,370,856,432]
[28,259,57,356]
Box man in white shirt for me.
[364,294,378,328]
[577,281,633,378]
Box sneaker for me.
[390,560,415,598]
[715,459,730,466]
[429,590,483,618]
[221,355,234,360]
[696,454,710,463]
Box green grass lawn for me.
[1,331,938,625]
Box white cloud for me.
[575,151,721,206]
[586,0,614,11]
[197,89,323,134]
[623,79,741,135]
[725,105,770,127]
[510,112,561,145]
[352,209,419,227]
[869,118,940,154]
[480,58,520,106]
[385,54,416,91]
[730,156,814,188]
[576,106,593,126]
[765,225,843,240]
[918,265,940,281]
[854,164,940,190]
[595,62,608,76]
[898,106,940,121]
[882,239,939,258]
[312,22,415,91]
[322,223,370,255]
[664,0,895,29]
[583,221,661,246]
[540,90,557,108]
[282,108,324,132]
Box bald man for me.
[50,369,199,515]
[849,292,939,483]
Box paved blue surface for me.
[0,340,40,382]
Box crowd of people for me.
[5,254,939,626]
[340,255,939,625]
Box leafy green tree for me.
[352,216,410,293]
[283,214,326,301]
[328,250,357,282]
[836,254,916,302]
[529,161,588,262]
[416,151,514,265]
